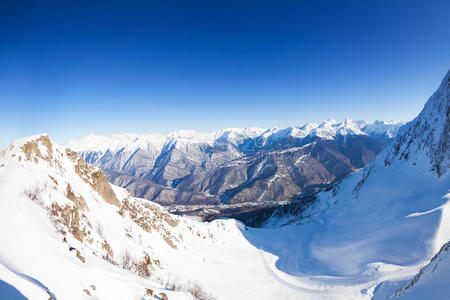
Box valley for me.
[68,120,401,222]
[0,70,448,299]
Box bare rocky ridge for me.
[4,135,176,270]
[0,134,225,299]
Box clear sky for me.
[1,0,449,148]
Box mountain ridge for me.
[240,69,450,299]
[67,119,402,209]
[0,70,449,300]
[67,119,402,153]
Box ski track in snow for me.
[0,70,448,299]
[257,247,343,296]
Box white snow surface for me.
[371,239,450,299]
[0,136,193,300]
[66,127,267,153]
[66,119,402,154]
[0,71,448,300]
[362,120,402,138]
[0,135,357,300]
[259,70,450,298]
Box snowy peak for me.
[67,119,401,155]
[66,133,167,153]
[64,118,402,206]
[362,120,402,138]
[1,134,120,207]
[0,134,212,298]
[310,118,366,139]
[263,118,372,143]
[66,128,268,160]
[0,134,57,166]
[2,133,276,300]
[385,70,449,176]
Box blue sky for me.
[0,0,449,148]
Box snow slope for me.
[0,135,194,300]
[0,135,355,300]
[395,240,450,299]
[251,70,450,298]
[0,70,447,300]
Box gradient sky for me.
[1,0,449,148]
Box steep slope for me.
[2,135,355,300]
[242,70,449,296]
[0,70,448,300]
[393,240,450,299]
[68,120,401,207]
[384,74,449,176]
[0,135,191,299]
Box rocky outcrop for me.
[0,134,225,299]
[20,135,53,163]
[66,148,120,207]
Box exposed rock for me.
[66,183,88,211]
[48,175,58,185]
[91,169,120,206]
[66,148,120,207]
[119,198,179,249]
[21,135,53,163]
[159,292,168,300]
[135,253,154,278]
[145,288,153,296]
[76,250,86,263]
[102,240,114,259]
[49,202,88,242]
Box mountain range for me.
[67,120,402,216]
[0,70,448,300]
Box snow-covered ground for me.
[0,70,448,300]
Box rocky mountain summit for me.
[0,134,274,299]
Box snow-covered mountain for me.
[0,70,447,300]
[67,120,402,208]
[0,134,316,300]
[250,70,450,297]
[0,134,402,300]
[362,120,404,139]
[392,240,450,299]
